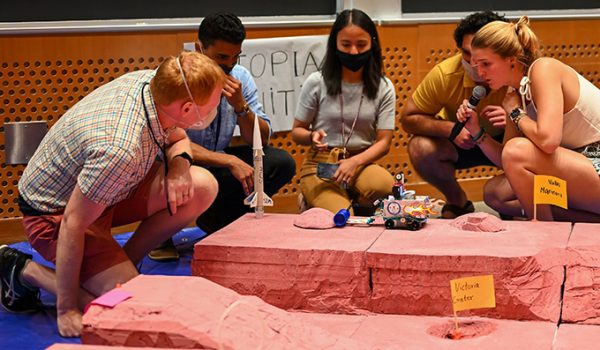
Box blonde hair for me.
[150,51,225,106]
[472,16,541,67]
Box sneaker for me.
[0,245,42,313]
[147,238,179,262]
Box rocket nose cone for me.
[252,115,263,149]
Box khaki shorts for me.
[299,148,394,214]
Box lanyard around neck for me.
[141,83,173,216]
[339,92,364,154]
[141,83,167,156]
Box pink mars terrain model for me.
[193,213,570,321]
[77,213,600,349]
[82,274,558,349]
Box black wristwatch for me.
[509,108,525,131]
[174,152,193,167]
[235,102,251,117]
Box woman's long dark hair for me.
[321,9,383,100]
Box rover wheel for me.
[385,219,395,229]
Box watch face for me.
[510,108,521,120]
[386,201,402,216]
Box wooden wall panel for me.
[376,26,419,184]
[415,23,458,78]
[2,18,600,243]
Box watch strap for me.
[235,102,251,117]
[174,152,193,167]
[470,127,485,143]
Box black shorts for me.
[455,133,504,169]
[576,140,600,175]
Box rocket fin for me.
[262,193,273,207]
[243,192,257,207]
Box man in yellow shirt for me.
[401,11,508,218]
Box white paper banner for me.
[239,35,327,132]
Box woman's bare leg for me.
[502,137,600,221]
[483,175,524,217]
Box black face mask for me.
[336,49,371,72]
[220,64,234,75]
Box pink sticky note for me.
[90,289,133,308]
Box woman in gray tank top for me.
[292,9,396,215]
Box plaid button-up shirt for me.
[19,70,167,213]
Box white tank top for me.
[520,58,600,149]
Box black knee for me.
[264,147,296,194]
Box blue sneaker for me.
[0,245,42,313]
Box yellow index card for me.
[533,175,568,209]
[450,275,496,313]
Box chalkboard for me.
[0,0,337,22]
[403,0,598,13]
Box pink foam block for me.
[562,223,600,324]
[294,313,556,349]
[367,219,571,321]
[82,275,372,349]
[554,323,600,350]
[193,213,385,313]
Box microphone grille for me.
[473,85,487,99]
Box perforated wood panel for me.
[0,55,169,218]
[532,21,600,86]
[2,19,600,222]
[0,31,184,219]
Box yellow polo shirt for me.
[412,54,506,137]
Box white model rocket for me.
[243,115,273,218]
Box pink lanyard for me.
[339,93,364,158]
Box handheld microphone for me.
[448,85,487,141]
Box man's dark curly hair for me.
[198,12,246,47]
[453,11,507,48]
